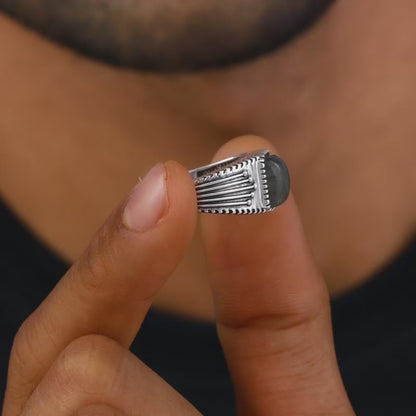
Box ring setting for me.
[189,150,290,214]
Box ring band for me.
[189,149,290,214]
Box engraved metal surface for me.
[189,149,289,215]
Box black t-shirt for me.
[1,193,415,415]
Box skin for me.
[1,0,416,414]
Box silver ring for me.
[189,149,290,214]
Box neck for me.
[1,0,415,321]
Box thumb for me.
[200,136,355,415]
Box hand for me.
[2,136,356,415]
[3,161,201,415]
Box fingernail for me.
[123,163,168,232]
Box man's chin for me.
[0,0,335,71]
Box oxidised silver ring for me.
[189,149,290,215]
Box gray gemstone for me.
[264,154,290,208]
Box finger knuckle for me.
[54,335,125,396]
[9,315,43,385]
[76,404,124,416]
[10,318,32,370]
[220,279,330,333]
[72,223,121,296]
[275,282,330,331]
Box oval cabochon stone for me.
[264,154,290,208]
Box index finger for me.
[201,136,354,415]
[3,161,197,416]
